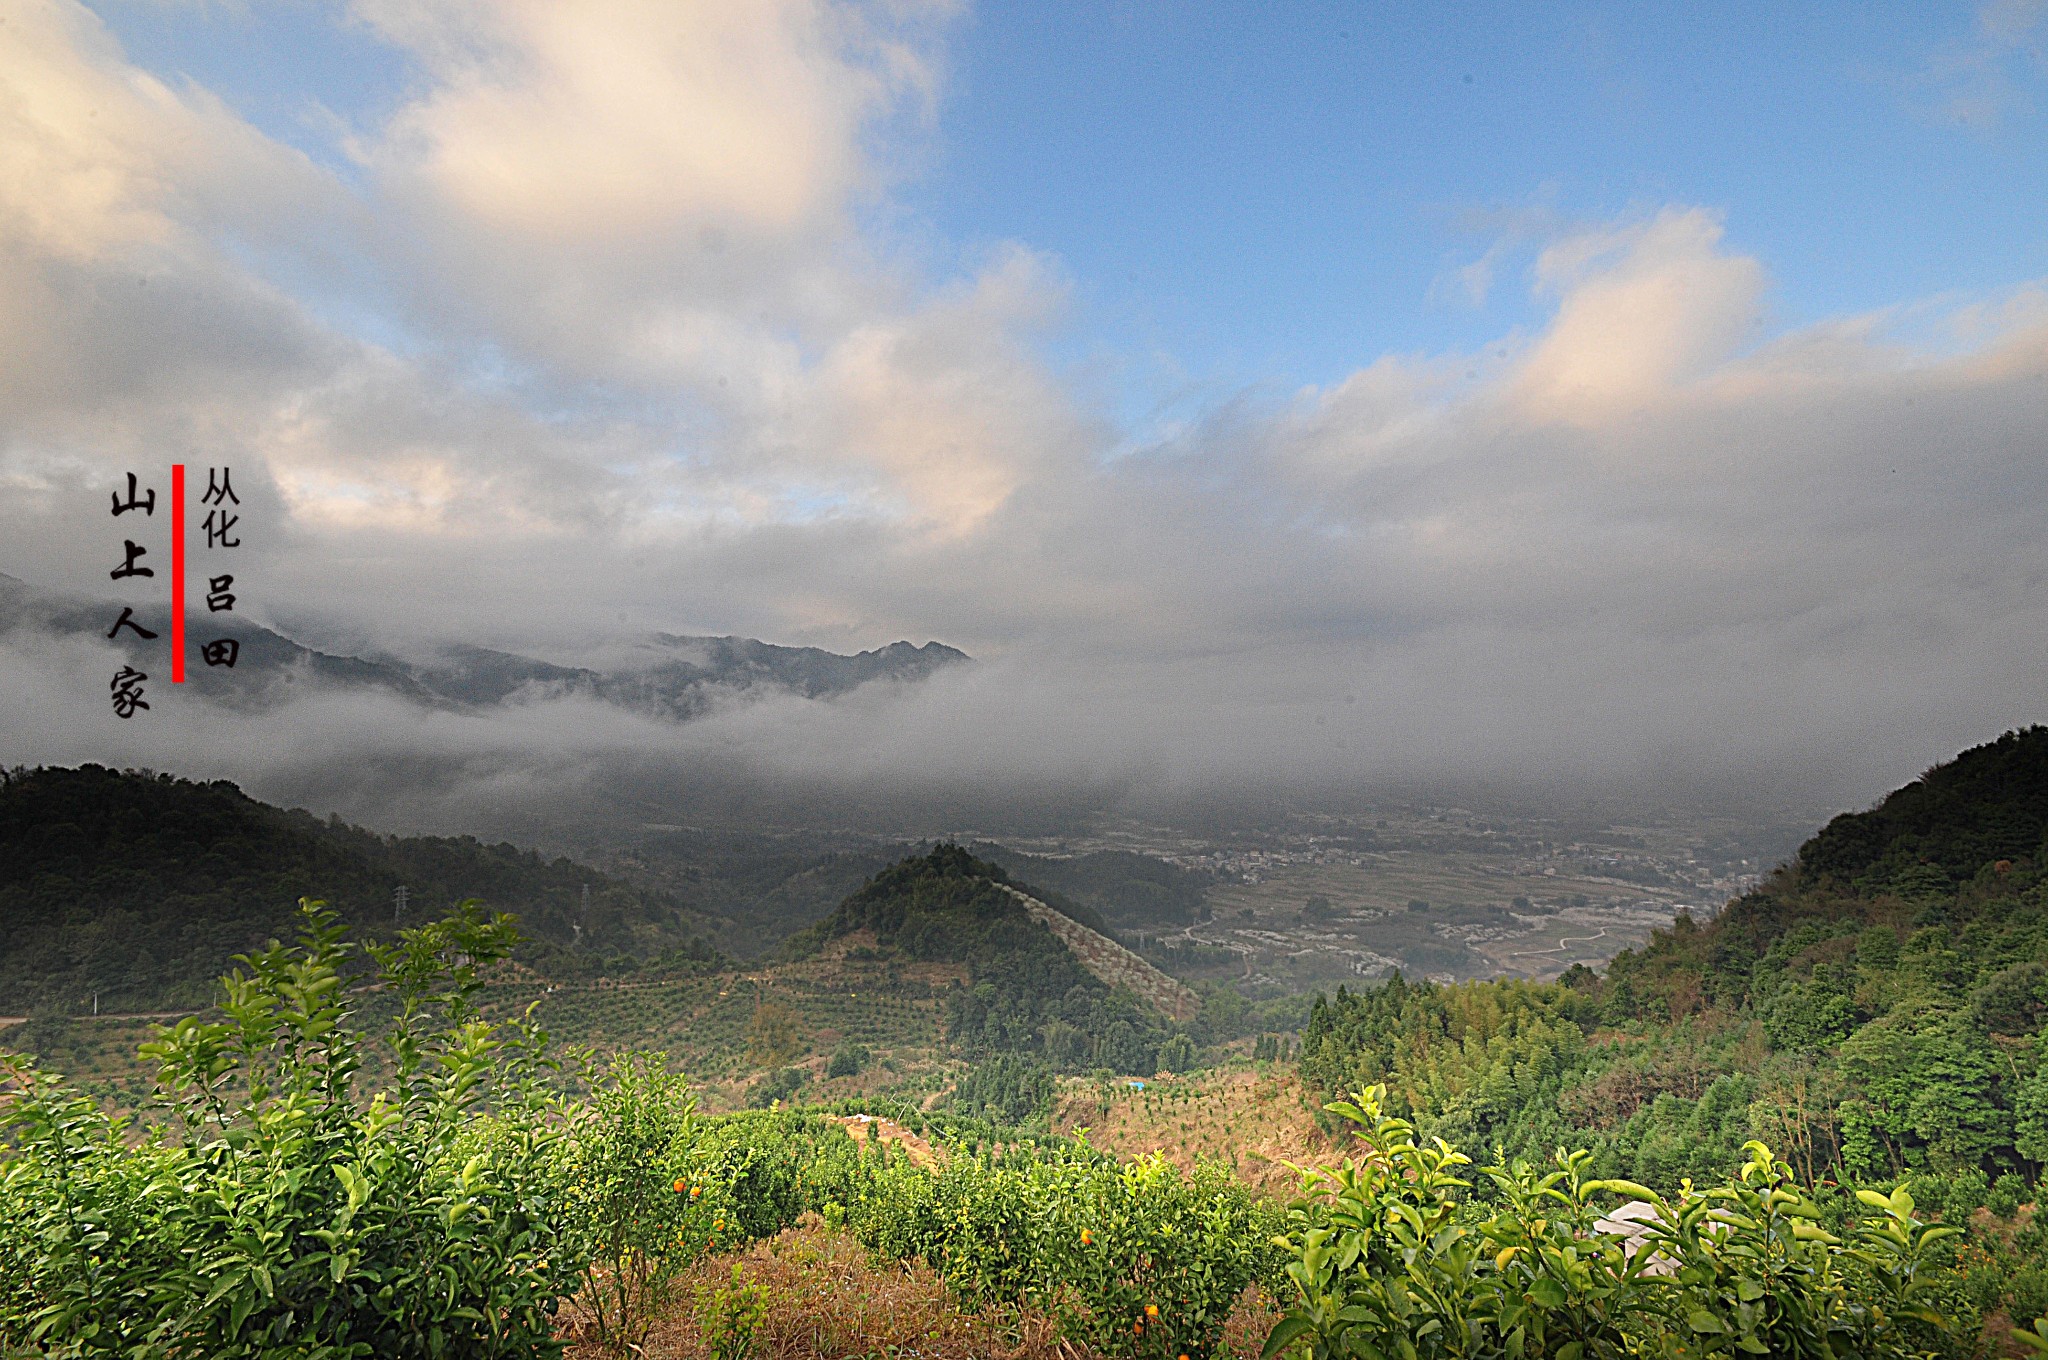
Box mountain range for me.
[0,571,969,721]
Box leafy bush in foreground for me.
[0,902,576,1360]
[561,1054,735,1352]
[1265,1086,1966,1360]
[823,1136,1284,1360]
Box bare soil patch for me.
[831,1112,939,1168]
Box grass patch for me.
[564,1221,1283,1359]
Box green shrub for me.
[1990,1171,2028,1219]
[562,1053,732,1352]
[1031,1148,1282,1359]
[2013,1267,2048,1336]
[0,901,577,1360]
[830,1136,1279,1359]
[1158,1033,1199,1073]
[1265,1085,1963,1360]
[826,1041,870,1078]
[746,1065,808,1108]
[701,1264,767,1360]
[950,1053,1056,1126]
[1940,1167,1990,1225]
[693,1107,866,1242]
[827,1139,940,1262]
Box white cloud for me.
[341,0,1062,537]
[0,0,302,260]
[0,0,340,419]
[1511,210,1767,424]
[356,0,926,241]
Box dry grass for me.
[1050,1066,1334,1197]
[562,1221,1285,1360]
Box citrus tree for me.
[0,901,578,1360]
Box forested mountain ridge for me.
[1299,726,2048,1207]
[0,764,717,1013]
[1597,724,2048,1030]
[789,844,1181,1073]
[793,841,1120,944]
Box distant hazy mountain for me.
[0,572,969,720]
[402,634,969,718]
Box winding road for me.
[1507,926,1612,961]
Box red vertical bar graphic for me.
[171,463,186,682]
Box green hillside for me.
[0,774,1253,1107]
[2,885,1996,1360]
[14,736,2048,1354]
[1797,728,2048,892]
[0,765,717,1013]
[790,843,1178,1073]
[1280,727,2048,1342]
[1300,725,2048,1197]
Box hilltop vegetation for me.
[465,846,1299,1113]
[790,843,1178,1073]
[1287,728,2048,1343]
[971,843,1214,930]
[1297,728,2048,1188]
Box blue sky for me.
[91,1,2048,406]
[914,3,2047,392]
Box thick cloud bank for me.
[2,1,2044,832]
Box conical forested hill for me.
[789,843,1174,1072]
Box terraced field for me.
[0,1015,167,1106]
[478,954,965,1104]
[1049,1061,1335,1196]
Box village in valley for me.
[955,801,1792,987]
